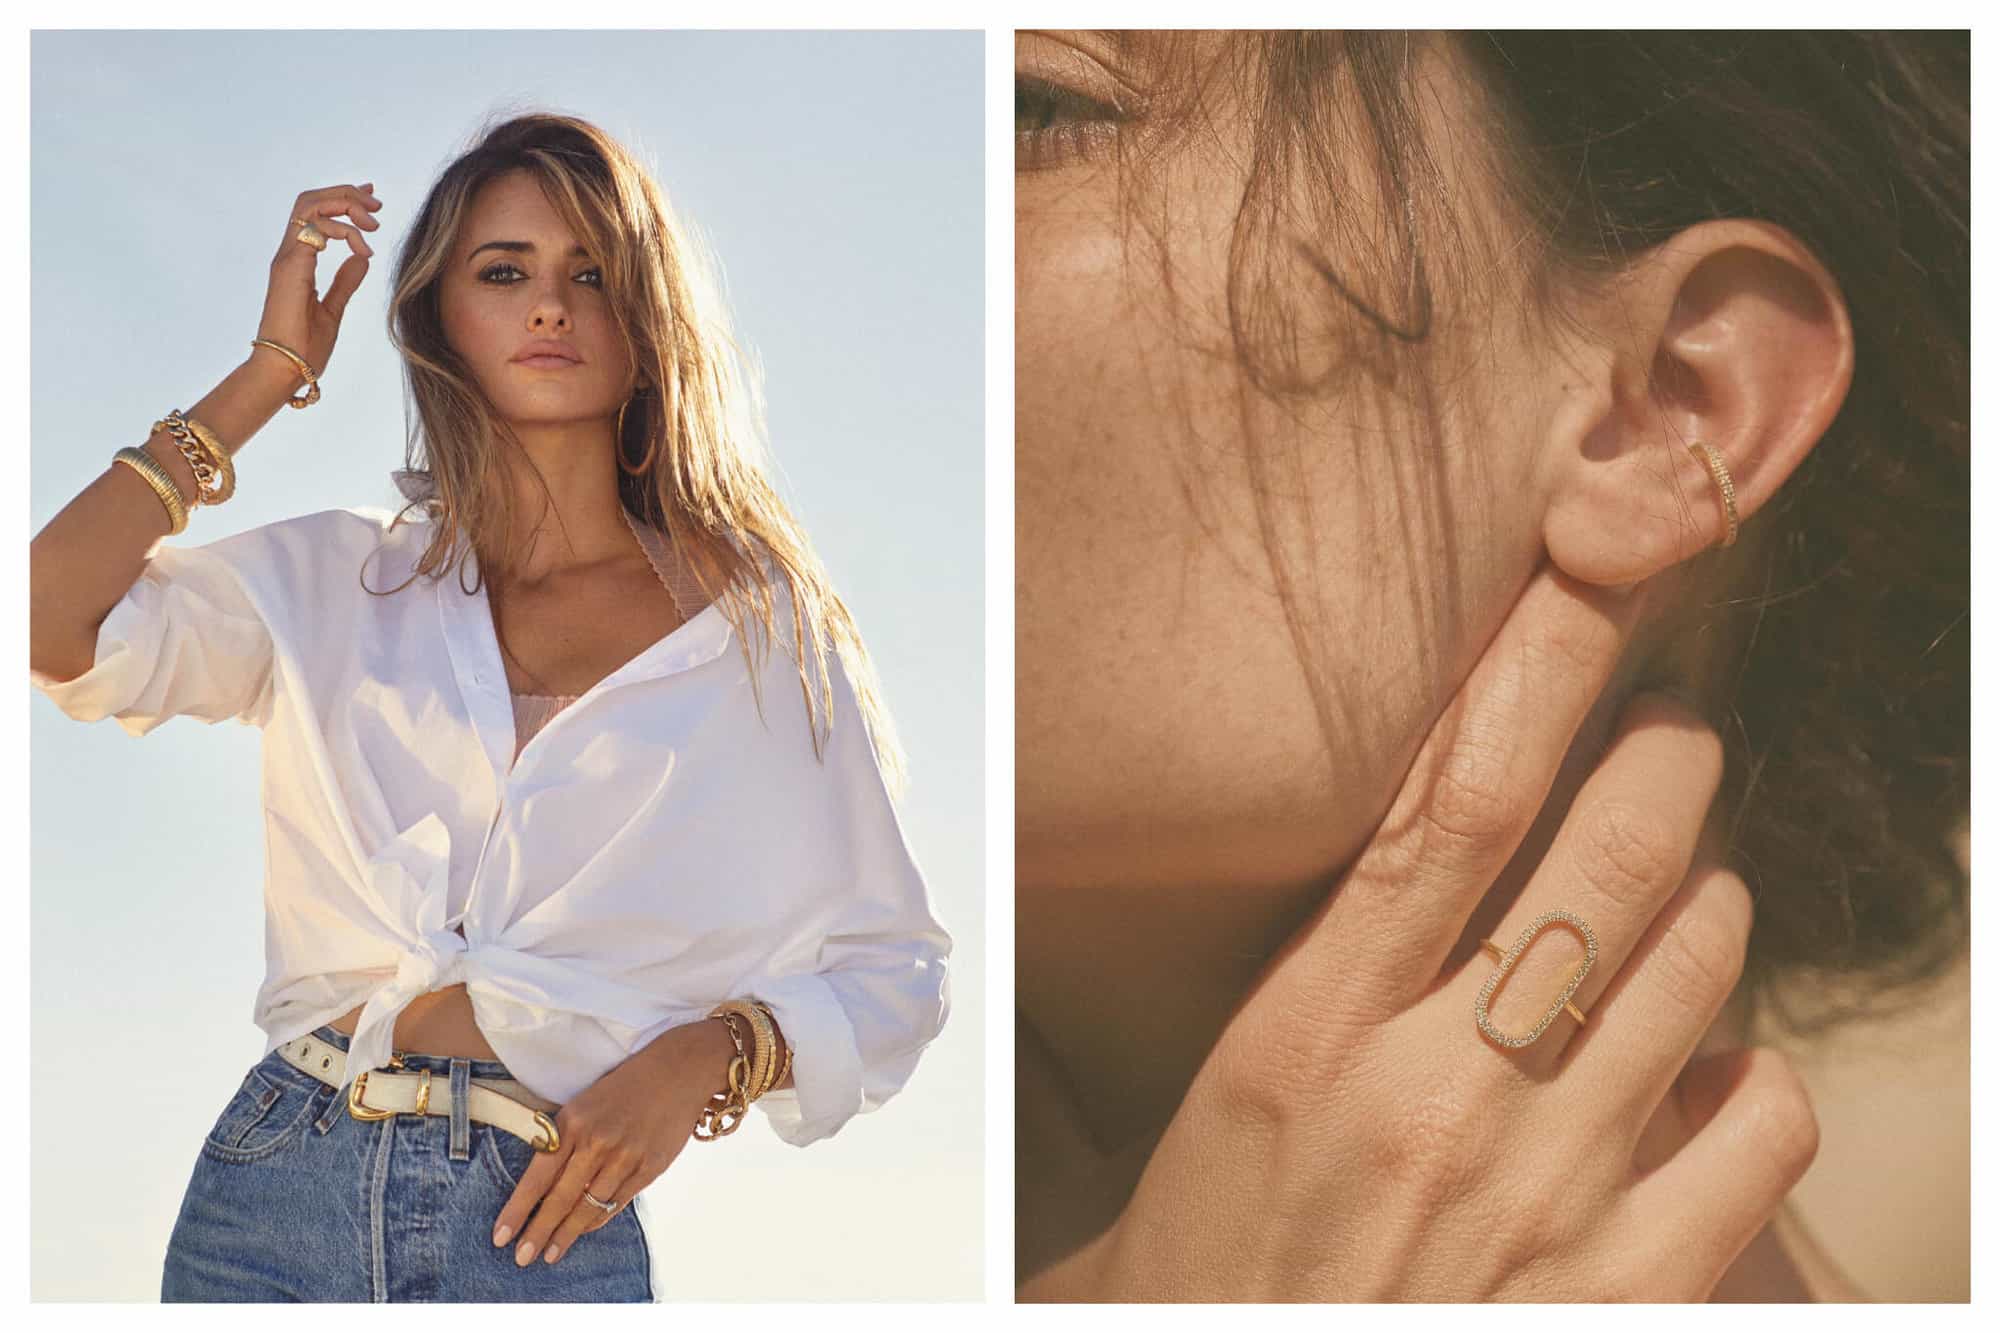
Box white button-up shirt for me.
[30,504,951,1147]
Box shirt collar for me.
[433,526,736,785]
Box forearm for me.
[29,348,304,681]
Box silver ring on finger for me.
[290,217,328,252]
[582,1189,618,1213]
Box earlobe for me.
[1543,219,1855,588]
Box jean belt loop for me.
[449,1058,472,1161]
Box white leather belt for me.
[277,1032,565,1153]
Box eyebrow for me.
[467,240,592,264]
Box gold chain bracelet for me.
[693,1012,751,1140]
[154,411,235,506]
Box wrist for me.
[641,1016,739,1099]
[244,344,309,399]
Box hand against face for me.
[1027,567,1820,1301]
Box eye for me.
[1015,75,1126,172]
[478,261,604,288]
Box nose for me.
[527,277,572,333]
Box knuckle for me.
[1741,1050,1822,1175]
[1571,800,1680,911]
[1202,1000,1371,1138]
[1649,899,1749,1012]
[1365,1080,1489,1210]
[1205,1019,1311,1134]
[1522,608,1610,682]
[1414,729,1524,860]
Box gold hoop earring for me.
[616,388,658,476]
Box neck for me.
[491,413,636,585]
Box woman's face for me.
[1016,32,1570,901]
[436,168,639,432]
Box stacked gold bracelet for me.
[693,997,796,1141]
[155,410,237,505]
[110,337,318,536]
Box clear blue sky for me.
[27,28,982,1301]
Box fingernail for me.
[543,1245,561,1264]
[515,1239,536,1267]
[492,1223,512,1247]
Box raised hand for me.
[252,182,383,386]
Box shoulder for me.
[166,502,439,605]
[186,503,414,555]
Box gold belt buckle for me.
[346,1049,409,1123]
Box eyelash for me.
[1015,75,1126,171]
[478,261,603,288]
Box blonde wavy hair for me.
[371,108,906,796]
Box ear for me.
[1542,219,1854,588]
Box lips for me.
[512,342,581,365]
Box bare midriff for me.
[326,922,502,1061]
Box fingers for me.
[1564,860,1754,1129]
[492,1139,563,1264]
[321,252,370,322]
[540,1170,637,1265]
[1455,691,1725,1075]
[502,1136,639,1267]
[276,184,382,264]
[1622,1045,1821,1294]
[1294,566,1649,1020]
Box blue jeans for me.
[161,1024,656,1302]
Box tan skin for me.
[250,174,788,1256]
[29,173,787,1272]
[1016,32,1853,1299]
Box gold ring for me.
[1688,441,1738,549]
[1473,908,1597,1049]
[291,216,328,253]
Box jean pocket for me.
[480,1123,543,1193]
[199,1064,323,1164]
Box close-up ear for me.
[1542,218,1855,588]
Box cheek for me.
[1017,195,1442,898]
[438,289,507,378]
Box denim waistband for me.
[305,1023,517,1082]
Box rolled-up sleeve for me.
[29,537,276,735]
[736,640,953,1148]
[742,913,952,1148]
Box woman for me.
[29,112,951,1302]
[1016,31,1966,1300]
